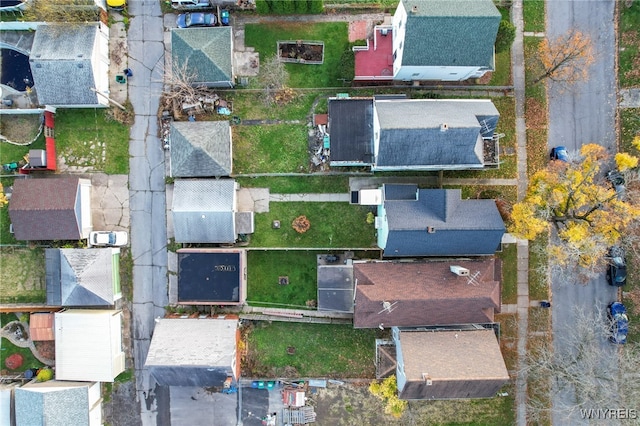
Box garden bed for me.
[278,40,325,64]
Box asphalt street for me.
[127,0,169,424]
[547,1,618,424]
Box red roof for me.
[354,28,394,81]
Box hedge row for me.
[255,0,324,14]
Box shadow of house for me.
[328,98,499,170]
[353,258,501,328]
[171,27,234,88]
[55,309,125,383]
[392,328,509,400]
[29,23,110,107]
[169,121,232,178]
[45,248,121,307]
[144,318,240,387]
[15,381,102,426]
[8,177,93,241]
[377,184,505,257]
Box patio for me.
[354,27,394,82]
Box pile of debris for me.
[309,114,330,172]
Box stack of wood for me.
[282,406,316,425]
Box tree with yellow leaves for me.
[0,183,7,207]
[534,30,595,85]
[510,144,640,271]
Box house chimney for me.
[450,265,470,276]
[427,226,436,233]
[412,5,418,13]
[440,123,448,132]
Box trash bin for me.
[115,75,126,84]
[123,68,133,77]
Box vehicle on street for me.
[171,0,211,10]
[176,12,217,28]
[220,9,230,25]
[107,0,126,10]
[89,231,128,247]
[606,170,626,199]
[608,302,629,344]
[550,146,569,162]
[606,247,627,287]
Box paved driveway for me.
[547,1,618,423]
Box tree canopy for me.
[534,30,595,85]
[510,143,640,270]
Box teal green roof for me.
[400,0,501,68]
[171,27,233,85]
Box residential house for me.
[169,121,232,178]
[172,179,254,244]
[15,381,102,426]
[353,258,501,328]
[8,177,92,241]
[328,98,499,170]
[145,317,240,387]
[29,23,110,107]
[45,248,122,307]
[377,184,505,257]
[0,383,18,426]
[55,309,125,382]
[353,0,501,82]
[171,27,235,88]
[392,328,509,399]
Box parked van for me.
[171,0,211,10]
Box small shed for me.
[316,254,354,313]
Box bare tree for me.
[255,55,293,106]
[534,30,595,85]
[163,61,203,104]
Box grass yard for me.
[524,37,545,103]
[523,0,545,33]
[246,250,321,308]
[245,22,351,88]
[233,124,309,174]
[528,233,549,301]
[449,185,518,205]
[524,36,549,176]
[0,247,46,304]
[489,48,513,87]
[250,202,376,248]
[620,108,640,153]
[231,91,322,121]
[55,109,129,174]
[498,244,518,305]
[0,176,17,245]
[244,321,376,378]
[619,1,640,87]
[236,176,349,193]
[0,313,47,372]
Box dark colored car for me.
[220,9,230,25]
[608,302,629,344]
[176,12,217,28]
[606,247,627,287]
[550,146,569,162]
[606,170,626,199]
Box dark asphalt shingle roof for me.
[328,98,374,163]
[381,185,505,256]
[400,0,501,68]
[170,121,232,177]
[171,27,233,86]
[374,99,499,168]
[8,177,83,241]
[29,24,101,106]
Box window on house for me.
[412,73,420,77]
[393,51,397,60]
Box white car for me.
[89,231,128,247]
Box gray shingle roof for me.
[374,99,499,169]
[46,248,120,306]
[170,121,232,177]
[171,27,233,86]
[8,177,83,241]
[381,185,505,256]
[15,385,89,426]
[29,24,101,106]
[172,179,237,243]
[400,0,501,68]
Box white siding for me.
[394,65,482,82]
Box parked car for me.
[107,0,126,10]
[176,12,217,28]
[220,9,230,25]
[608,302,629,344]
[606,170,626,199]
[89,231,128,247]
[171,0,211,10]
[550,146,569,162]
[606,247,627,287]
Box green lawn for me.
[529,232,549,301]
[250,202,376,248]
[236,176,349,193]
[619,1,640,87]
[55,109,130,174]
[0,176,17,245]
[231,91,322,121]
[498,244,518,305]
[233,124,309,174]
[524,37,545,103]
[246,250,321,308]
[0,314,47,371]
[245,22,351,88]
[489,48,513,87]
[0,247,46,304]
[523,0,545,33]
[245,321,376,378]
[620,108,640,153]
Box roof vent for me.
[450,265,470,276]
[422,373,432,385]
[427,226,436,233]
[440,123,448,132]
[411,5,418,13]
